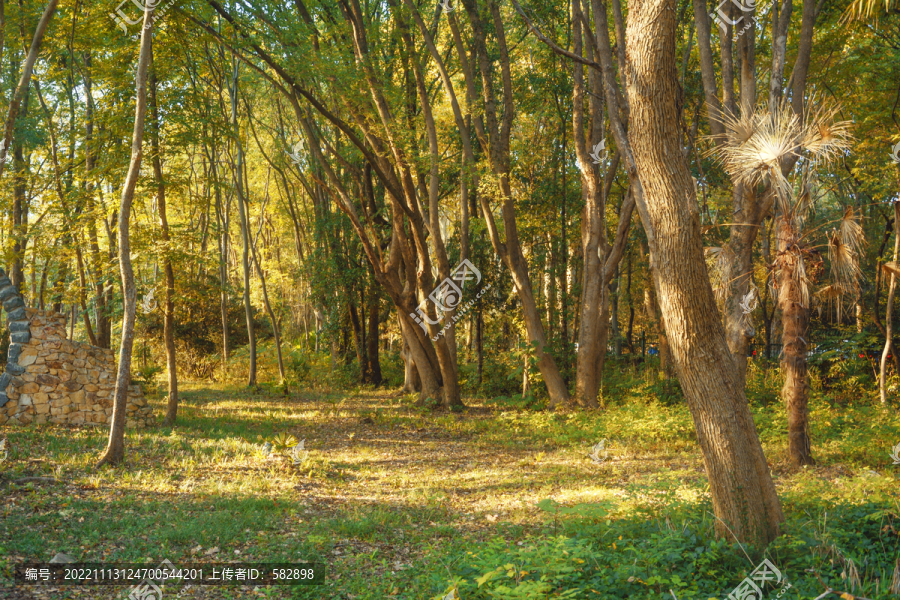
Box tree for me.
[97,4,154,467]
[621,0,785,549]
[148,51,179,424]
[710,100,856,467]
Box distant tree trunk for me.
[247,178,285,385]
[349,301,368,384]
[213,151,230,366]
[476,306,484,387]
[366,286,382,385]
[83,52,111,349]
[880,202,900,403]
[229,60,256,387]
[149,59,179,425]
[610,268,621,356]
[96,5,153,467]
[400,319,421,393]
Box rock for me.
[9,320,30,332]
[10,331,30,344]
[20,382,39,394]
[7,343,22,361]
[0,372,10,391]
[0,393,8,408]
[0,284,17,301]
[6,363,25,376]
[7,306,26,321]
[2,295,24,311]
[36,374,60,386]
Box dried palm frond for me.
[837,206,866,256]
[827,229,862,293]
[843,0,897,23]
[705,99,852,214]
[791,184,815,225]
[793,252,811,308]
[718,105,798,201]
[705,247,730,304]
[801,98,854,164]
[817,284,846,321]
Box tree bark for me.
[880,202,900,403]
[366,283,382,385]
[623,0,784,548]
[228,60,256,387]
[149,59,179,424]
[96,4,153,468]
[777,219,814,466]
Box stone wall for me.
[0,272,151,427]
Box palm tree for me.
[711,99,860,467]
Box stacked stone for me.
[0,272,151,427]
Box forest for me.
[0,0,899,597]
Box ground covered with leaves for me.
[1,377,899,599]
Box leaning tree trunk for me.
[880,202,900,403]
[777,220,814,466]
[0,0,59,178]
[623,0,784,549]
[96,4,153,467]
[149,59,179,425]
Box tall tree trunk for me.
[623,0,784,548]
[777,219,814,466]
[879,202,900,403]
[83,52,111,349]
[0,0,59,178]
[96,4,153,467]
[149,58,179,424]
[11,132,27,290]
[228,61,256,387]
[213,150,230,366]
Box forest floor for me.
[1,381,899,599]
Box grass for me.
[0,367,899,599]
